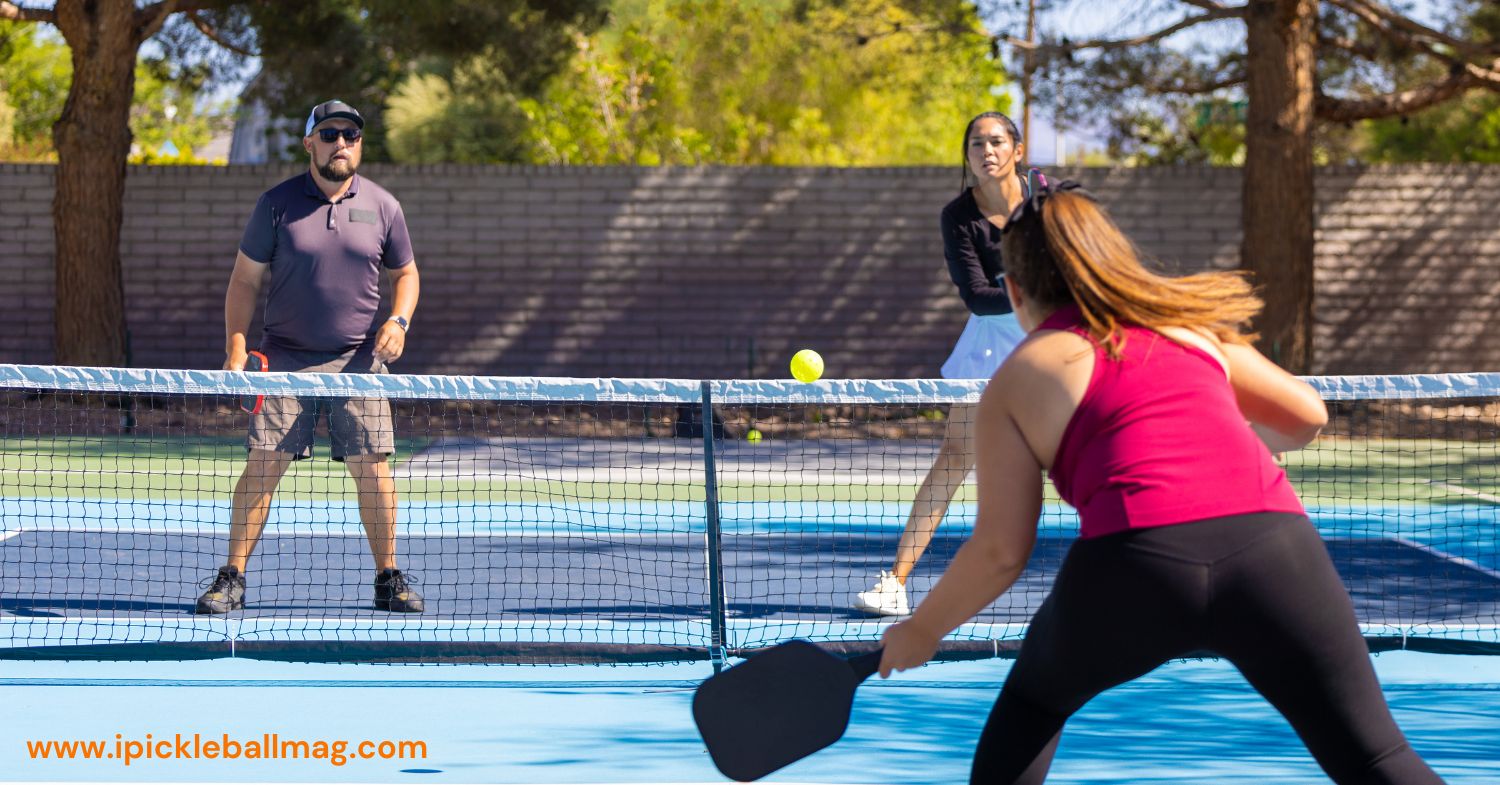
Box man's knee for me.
[343,452,393,480]
[239,449,292,487]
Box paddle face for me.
[693,641,882,781]
[239,350,267,414]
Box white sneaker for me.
[853,570,910,616]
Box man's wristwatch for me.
[388,315,409,332]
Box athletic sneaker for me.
[194,565,245,614]
[374,568,425,613]
[853,570,910,616]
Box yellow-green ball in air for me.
[790,349,824,383]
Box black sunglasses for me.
[316,127,362,143]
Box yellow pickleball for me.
[790,349,824,383]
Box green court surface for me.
[3,436,1497,507]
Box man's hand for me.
[373,320,406,364]
[224,350,249,371]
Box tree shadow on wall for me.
[419,166,965,382]
[1314,165,1500,375]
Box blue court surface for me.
[1,651,1498,784]
[3,501,1496,629]
[5,527,1494,621]
[3,499,1499,782]
[3,528,1498,662]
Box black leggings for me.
[972,512,1443,784]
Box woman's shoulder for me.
[940,189,978,221]
[1155,325,1230,377]
[998,327,1092,380]
[988,327,1095,427]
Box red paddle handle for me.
[239,350,267,414]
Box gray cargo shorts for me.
[247,345,394,461]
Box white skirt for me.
[940,312,1028,379]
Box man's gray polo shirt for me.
[239,172,414,354]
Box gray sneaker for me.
[194,566,245,614]
[374,569,425,613]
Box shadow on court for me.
[3,531,1494,629]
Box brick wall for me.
[1314,165,1500,374]
[1,162,1497,377]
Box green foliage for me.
[0,22,71,159]
[0,93,12,150]
[130,58,230,164]
[0,22,228,163]
[1028,1,1500,165]
[1036,33,1254,167]
[385,63,533,163]
[239,0,606,161]
[1107,99,1245,167]
[1314,1,1500,163]
[1360,94,1500,163]
[385,0,1007,165]
[1337,3,1500,163]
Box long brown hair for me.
[1002,184,1262,357]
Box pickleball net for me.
[1,364,1497,663]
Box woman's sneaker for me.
[853,570,910,616]
[374,569,425,613]
[194,566,245,614]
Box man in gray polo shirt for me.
[196,100,424,615]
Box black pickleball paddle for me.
[693,640,884,782]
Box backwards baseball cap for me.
[304,100,364,137]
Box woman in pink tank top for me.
[875,183,1444,784]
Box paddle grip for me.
[848,648,884,681]
[239,350,267,414]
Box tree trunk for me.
[50,0,138,367]
[1241,0,1317,373]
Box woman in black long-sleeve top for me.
[855,111,1037,617]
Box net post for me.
[700,380,729,672]
[120,327,136,433]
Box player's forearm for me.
[1252,421,1321,453]
[906,537,1028,640]
[223,280,258,355]
[388,266,420,322]
[944,250,1010,315]
[958,283,1014,315]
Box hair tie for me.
[1001,179,1088,235]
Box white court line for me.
[230,619,707,628]
[1427,480,1500,505]
[2,468,303,477]
[1390,536,1500,581]
[14,617,1489,633]
[0,527,841,538]
[2,467,944,484]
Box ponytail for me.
[1002,184,1262,357]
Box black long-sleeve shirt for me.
[940,188,1013,316]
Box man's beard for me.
[318,156,356,182]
